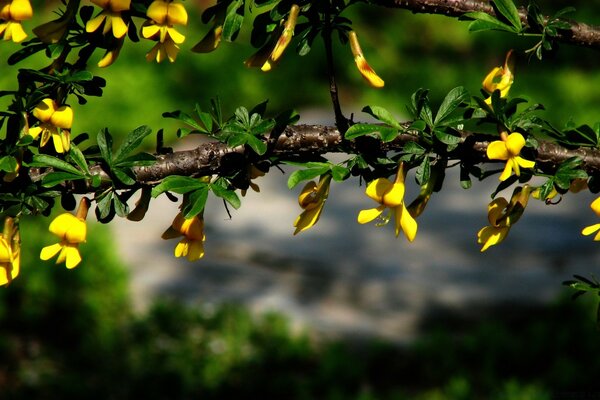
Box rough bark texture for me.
[375,0,600,51]
[128,124,600,185]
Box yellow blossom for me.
[28,98,73,153]
[0,217,20,286]
[97,37,125,67]
[477,185,530,252]
[581,197,600,241]
[349,30,384,88]
[0,0,33,43]
[40,198,89,269]
[245,5,299,71]
[293,174,332,235]
[482,50,514,105]
[241,164,266,197]
[486,132,535,181]
[142,0,187,63]
[86,0,131,39]
[162,212,205,261]
[357,163,417,241]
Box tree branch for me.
[129,124,600,185]
[373,0,600,51]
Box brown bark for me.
[129,124,600,185]
[375,0,600,51]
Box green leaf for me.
[345,123,380,140]
[0,156,18,173]
[223,5,244,41]
[433,129,462,145]
[31,154,83,176]
[41,172,85,187]
[379,127,399,142]
[492,0,522,31]
[113,193,129,217]
[408,120,427,132]
[69,145,90,175]
[362,106,401,129]
[211,184,241,209]
[415,157,431,186]
[97,128,113,167]
[96,191,114,220]
[113,125,152,165]
[163,110,204,131]
[113,168,136,186]
[182,187,209,218]
[287,167,329,189]
[402,141,425,155]
[464,12,516,32]
[245,135,267,155]
[114,153,156,168]
[434,86,469,126]
[151,176,207,197]
[331,165,350,182]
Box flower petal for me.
[293,203,323,235]
[86,13,107,33]
[50,105,73,129]
[395,204,417,241]
[357,206,385,224]
[166,1,188,26]
[486,140,509,160]
[582,224,600,236]
[64,245,82,269]
[505,132,525,156]
[477,225,509,252]
[33,99,55,122]
[48,213,78,237]
[40,243,62,260]
[365,178,393,203]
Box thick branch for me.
[130,124,600,184]
[374,0,600,51]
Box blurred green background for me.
[2,0,600,398]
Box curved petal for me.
[65,218,86,244]
[164,40,179,62]
[110,15,128,39]
[482,66,502,93]
[40,242,62,260]
[0,238,11,263]
[505,132,525,156]
[488,197,509,226]
[477,225,509,252]
[396,204,417,241]
[354,54,385,88]
[174,239,189,258]
[51,131,66,153]
[186,240,205,261]
[515,156,535,170]
[141,23,160,40]
[91,0,110,8]
[582,224,600,236]
[49,213,78,237]
[111,0,131,12]
[382,182,405,208]
[166,27,185,44]
[11,0,33,21]
[365,178,393,203]
[486,140,509,161]
[166,1,188,26]
[145,43,161,63]
[86,13,107,33]
[6,22,27,42]
[33,98,55,122]
[50,105,73,129]
[357,205,385,224]
[146,0,168,24]
[498,161,513,181]
[28,126,43,139]
[64,245,82,269]
[590,197,600,216]
[293,203,324,235]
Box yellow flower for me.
[0,217,20,286]
[162,213,205,261]
[486,132,535,181]
[0,0,33,43]
[86,0,131,39]
[357,163,417,241]
[349,30,384,88]
[482,50,514,105]
[241,164,266,197]
[40,198,90,269]
[245,5,299,72]
[581,197,600,241]
[97,37,125,67]
[477,185,530,252]
[28,98,73,153]
[293,174,332,235]
[142,0,187,63]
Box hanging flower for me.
[581,197,600,241]
[141,0,187,63]
[358,163,417,241]
[477,185,531,251]
[28,98,73,154]
[97,37,125,68]
[0,217,20,286]
[348,30,384,88]
[0,0,33,43]
[241,164,266,197]
[486,131,535,181]
[482,50,514,105]
[162,212,205,261]
[40,197,89,269]
[293,174,332,235]
[86,0,131,39]
[244,5,299,72]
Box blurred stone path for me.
[113,113,600,341]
